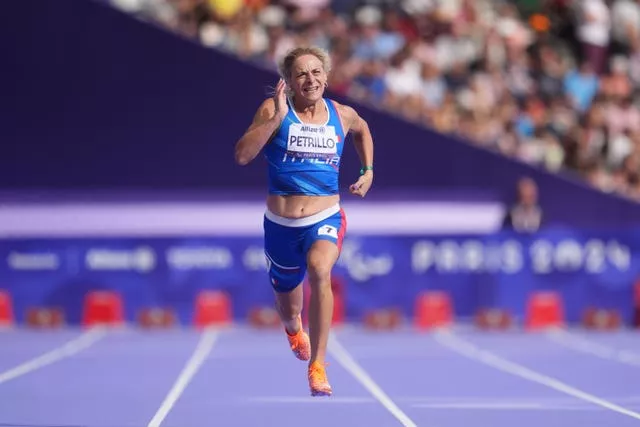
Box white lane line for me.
[147,329,219,427]
[434,331,640,421]
[0,327,107,385]
[412,402,560,410]
[400,395,640,405]
[410,402,622,411]
[329,334,420,427]
[547,329,640,367]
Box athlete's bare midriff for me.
[266,194,340,219]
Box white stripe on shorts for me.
[264,252,299,270]
[264,203,340,228]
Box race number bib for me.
[286,123,338,159]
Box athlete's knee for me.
[307,243,337,286]
[307,264,332,287]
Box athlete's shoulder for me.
[328,99,366,134]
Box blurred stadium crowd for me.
[106,0,640,200]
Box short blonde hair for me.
[278,46,332,81]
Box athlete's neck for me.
[291,97,325,120]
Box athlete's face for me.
[289,54,327,103]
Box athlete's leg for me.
[306,240,339,365]
[265,263,310,362]
[264,214,310,361]
[273,283,304,335]
[272,283,310,361]
[303,208,347,396]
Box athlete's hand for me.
[350,171,373,198]
[273,78,289,122]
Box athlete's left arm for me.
[340,104,374,197]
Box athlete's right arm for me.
[234,79,288,166]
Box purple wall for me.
[3,0,640,227]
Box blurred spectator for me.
[106,0,640,202]
[576,0,611,74]
[610,0,639,56]
[563,61,599,113]
[502,177,543,232]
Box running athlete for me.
[234,46,374,397]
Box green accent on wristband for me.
[360,166,373,175]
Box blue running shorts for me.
[263,204,347,293]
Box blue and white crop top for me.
[263,97,346,196]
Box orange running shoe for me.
[285,318,310,361]
[308,361,332,397]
